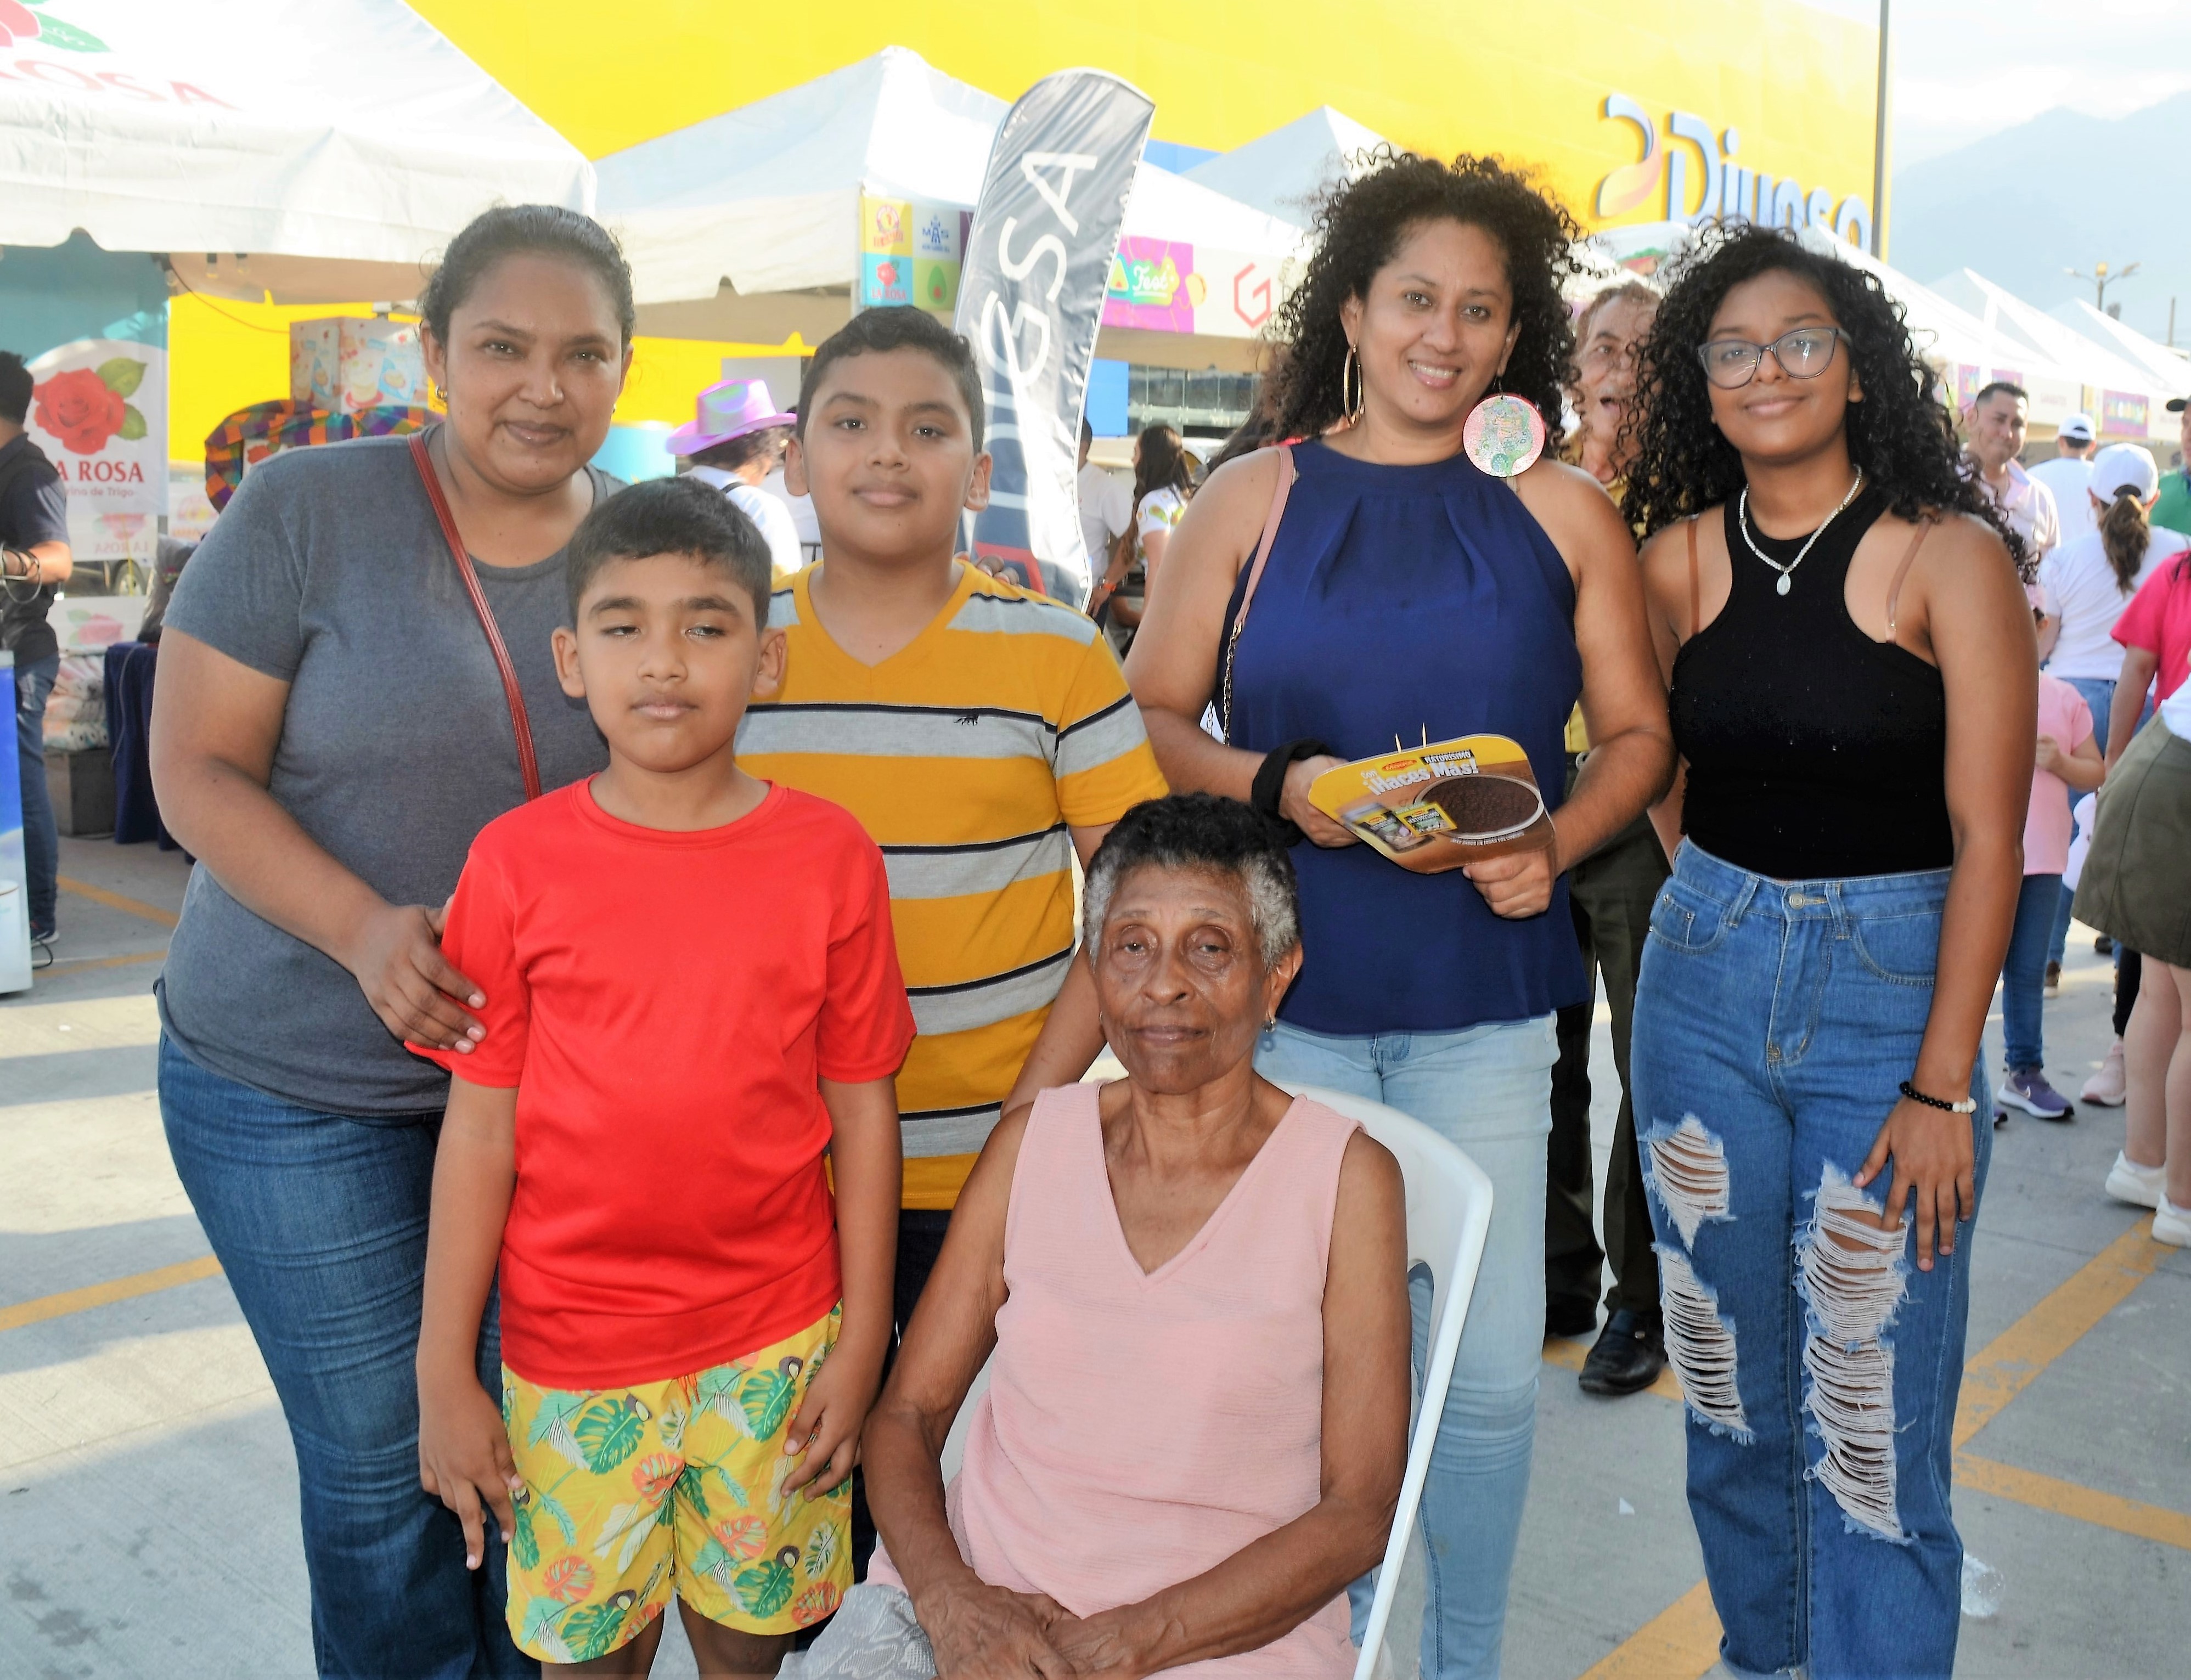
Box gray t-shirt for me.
[158,435,618,1113]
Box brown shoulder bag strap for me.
[410,430,543,801]
[1884,518,1934,638]
[1685,514,1702,641]
[1218,443,1296,742]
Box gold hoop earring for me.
[433,384,447,404]
[1340,346,1364,424]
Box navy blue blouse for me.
[1226,441,1587,1035]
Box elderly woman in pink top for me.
[787,793,1412,1680]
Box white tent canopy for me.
[599,47,1307,368]
[1929,270,2162,402]
[1181,105,1387,224]
[2047,299,2191,396]
[0,0,592,304]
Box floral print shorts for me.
[501,1305,851,1664]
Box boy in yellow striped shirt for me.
[740,307,1167,1331]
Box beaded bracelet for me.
[1899,1078,1976,1115]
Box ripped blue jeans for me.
[1630,844,1990,1680]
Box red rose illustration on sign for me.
[0,1,106,51]
[0,1,40,48]
[35,360,147,455]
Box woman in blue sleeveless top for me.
[1127,154,1674,1680]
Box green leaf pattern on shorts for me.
[574,1394,649,1474]
[734,1554,796,1619]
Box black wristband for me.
[1251,738,1328,844]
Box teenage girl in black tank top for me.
[1617,227,2035,1679]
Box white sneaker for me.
[2106,1152,2166,1210]
[2081,1040,2127,1107]
[2156,1195,2190,1248]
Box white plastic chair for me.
[934,1084,1494,1680]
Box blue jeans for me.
[2047,674,2116,966]
[2002,873,2062,1073]
[159,1036,534,1679]
[14,653,57,937]
[1630,845,1989,1679]
[1257,1013,1557,1680]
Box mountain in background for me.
[1890,92,2190,347]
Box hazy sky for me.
[1888,0,2191,167]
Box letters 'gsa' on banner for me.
[955,70,1153,606]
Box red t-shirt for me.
[413,780,914,1388]
[2113,557,2191,702]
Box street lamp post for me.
[2068,261,2142,314]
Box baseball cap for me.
[2089,442,2159,504]
[2058,412,2095,442]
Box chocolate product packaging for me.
[1309,734,1555,875]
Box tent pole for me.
[1871,1,1891,260]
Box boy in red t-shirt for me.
[412,477,912,1673]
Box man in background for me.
[1546,279,1669,1397]
[668,377,806,578]
[2030,410,2098,546]
[2155,396,2191,537]
[1077,415,1130,608]
[0,349,72,954]
[1967,381,2062,566]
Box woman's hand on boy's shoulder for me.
[417,1365,521,1570]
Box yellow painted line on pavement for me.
[0,1255,224,1333]
[1954,1224,2171,1447]
[1542,1334,1686,1403]
[57,875,179,929]
[1577,1220,2172,1678]
[1958,1453,2191,1552]
[1578,1580,1720,1680]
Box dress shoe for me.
[1579,1309,1667,1396]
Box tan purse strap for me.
[1686,514,1702,641]
[1884,518,1934,637]
[411,430,543,801]
[1219,443,1296,742]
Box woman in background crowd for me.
[1092,422,1196,637]
[2037,443,2188,1102]
[1127,150,1671,1679]
[2079,529,2191,1247]
[1624,223,2029,1678]
[1545,277,1674,1397]
[150,204,633,1678]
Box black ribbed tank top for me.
[1671,484,1951,880]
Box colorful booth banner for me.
[25,338,166,520]
[2099,390,2150,437]
[1102,240,1290,338]
[859,193,971,312]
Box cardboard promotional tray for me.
[1307,734,1555,875]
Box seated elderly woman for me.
[790,792,1412,1680]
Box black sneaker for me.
[2094,934,2115,956]
[1545,1295,1598,1339]
[1579,1310,1668,1396]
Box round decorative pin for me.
[1462,392,1547,478]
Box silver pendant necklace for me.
[1739,470,1865,596]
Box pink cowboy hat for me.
[664,377,797,455]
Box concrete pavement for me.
[2,836,2185,1677]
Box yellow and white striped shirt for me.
[739,563,1169,1209]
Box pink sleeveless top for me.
[872,1081,1360,1678]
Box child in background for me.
[745,307,1168,1333]
[411,479,913,1673]
[1997,607,2104,1123]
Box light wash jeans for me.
[1257,1013,1557,1680]
[1630,844,1990,1679]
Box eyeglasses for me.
[1696,326,1848,390]
[1578,339,1641,373]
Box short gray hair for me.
[1081,794,1300,967]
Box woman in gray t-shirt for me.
[152,206,632,1676]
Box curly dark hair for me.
[1620,224,2026,575]
[1264,149,1586,444]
